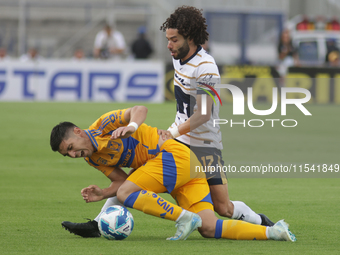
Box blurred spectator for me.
[131,26,153,59]
[72,48,85,61]
[296,16,314,30]
[315,16,326,30]
[296,17,307,30]
[0,47,10,61]
[325,39,340,66]
[327,51,339,67]
[93,24,126,59]
[277,29,298,77]
[326,17,340,31]
[20,48,43,62]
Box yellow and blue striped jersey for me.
[84,109,160,176]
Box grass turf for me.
[0,102,339,255]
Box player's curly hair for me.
[160,6,209,45]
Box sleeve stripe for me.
[175,69,195,79]
[197,73,219,79]
[174,78,195,91]
[186,61,215,68]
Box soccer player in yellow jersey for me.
[50,105,296,241]
[58,5,276,239]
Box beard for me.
[173,40,190,60]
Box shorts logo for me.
[107,140,121,152]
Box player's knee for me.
[115,190,124,204]
[116,186,130,204]
[196,212,217,238]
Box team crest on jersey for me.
[200,74,215,86]
[97,157,108,165]
[107,140,121,152]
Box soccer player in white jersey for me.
[159,5,274,227]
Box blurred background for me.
[0,0,340,103]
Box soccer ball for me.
[98,205,134,240]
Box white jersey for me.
[170,46,222,149]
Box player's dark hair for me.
[160,5,209,45]
[50,122,77,152]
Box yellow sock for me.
[215,219,268,240]
[124,190,183,221]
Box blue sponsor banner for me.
[0,60,164,102]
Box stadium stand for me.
[0,0,340,61]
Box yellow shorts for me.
[127,139,213,212]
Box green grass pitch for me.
[0,102,339,255]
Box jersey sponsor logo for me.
[174,72,187,87]
[121,149,132,166]
[157,197,174,215]
[107,140,121,152]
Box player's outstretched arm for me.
[168,95,213,138]
[81,167,128,203]
[111,105,148,139]
[81,185,104,202]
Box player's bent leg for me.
[116,180,144,203]
[209,183,234,218]
[268,220,296,242]
[118,179,181,221]
[230,200,262,225]
[196,209,218,238]
[117,169,184,221]
[61,219,101,238]
[195,146,274,226]
[193,205,268,240]
[61,196,123,238]
[119,183,201,240]
[217,219,268,240]
[190,202,296,241]
[210,183,270,225]
[166,211,202,241]
[119,170,202,240]
[94,196,123,222]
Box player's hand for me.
[81,185,104,203]
[111,126,135,140]
[157,129,172,140]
